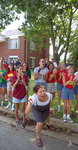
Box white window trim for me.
[8,38,20,49]
[30,57,35,59]
[9,56,19,58]
[30,57,35,68]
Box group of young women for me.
[0,57,78,147]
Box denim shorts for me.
[13,96,27,103]
[61,87,74,100]
[0,82,7,88]
[57,83,63,90]
[74,85,78,95]
[35,82,47,91]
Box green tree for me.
[0,0,78,64]
[70,35,78,71]
[0,0,20,30]
[19,0,78,64]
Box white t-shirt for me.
[53,62,57,68]
[74,71,78,85]
[32,93,52,106]
[34,67,49,83]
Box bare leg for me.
[73,95,78,113]
[63,100,67,114]
[15,103,19,121]
[57,90,61,105]
[50,92,55,108]
[7,91,11,103]
[5,88,7,99]
[46,116,50,125]
[21,102,26,123]
[67,100,73,114]
[0,87,2,99]
[2,87,6,102]
[26,91,28,106]
[36,122,43,138]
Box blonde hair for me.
[58,62,65,69]
[66,66,74,72]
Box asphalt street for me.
[0,121,78,150]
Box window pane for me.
[10,39,18,49]
[30,58,35,68]
[30,41,36,50]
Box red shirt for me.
[46,71,55,83]
[6,70,16,80]
[63,74,76,89]
[11,74,28,99]
[56,69,67,84]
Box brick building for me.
[0,29,49,68]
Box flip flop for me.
[22,123,26,129]
[16,121,20,126]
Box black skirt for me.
[32,103,50,122]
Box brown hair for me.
[33,85,45,93]
[22,62,30,71]
[47,61,54,70]
[8,63,15,74]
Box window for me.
[30,57,35,68]
[10,39,18,49]
[8,38,20,49]
[8,56,19,63]
[30,41,36,51]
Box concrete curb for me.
[0,107,78,132]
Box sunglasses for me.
[41,61,45,63]
[9,64,13,66]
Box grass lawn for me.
[4,70,78,123]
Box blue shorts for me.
[57,83,63,90]
[0,82,7,88]
[61,87,74,100]
[74,85,78,95]
[13,96,27,103]
[35,82,47,91]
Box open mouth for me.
[41,95,45,98]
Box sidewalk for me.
[0,106,78,133]
[0,107,78,146]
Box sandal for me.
[72,112,77,118]
[36,138,42,147]
[22,123,26,129]
[47,124,55,131]
[16,121,20,126]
